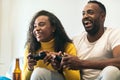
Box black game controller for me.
[30,52,62,62]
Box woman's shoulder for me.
[65,42,75,48]
[65,42,76,53]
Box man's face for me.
[82,3,103,36]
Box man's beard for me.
[85,22,100,36]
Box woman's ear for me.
[52,27,56,32]
[52,30,55,32]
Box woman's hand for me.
[51,58,61,70]
[51,51,63,70]
[44,51,62,70]
[27,53,37,71]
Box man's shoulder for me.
[72,31,86,45]
[105,27,120,49]
[106,27,120,32]
[72,31,86,40]
[106,27,120,35]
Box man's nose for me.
[83,13,89,19]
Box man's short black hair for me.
[88,0,106,15]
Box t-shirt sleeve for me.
[109,29,120,49]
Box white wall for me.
[0,0,120,75]
[0,0,13,75]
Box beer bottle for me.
[13,58,21,80]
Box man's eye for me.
[82,11,85,16]
[87,10,94,15]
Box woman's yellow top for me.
[22,39,81,80]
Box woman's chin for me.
[36,38,41,42]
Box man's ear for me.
[101,13,106,22]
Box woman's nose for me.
[34,26,41,31]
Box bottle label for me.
[13,73,21,80]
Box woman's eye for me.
[33,25,37,28]
[34,22,45,28]
[38,22,45,26]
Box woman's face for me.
[33,15,55,42]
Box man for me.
[61,0,120,80]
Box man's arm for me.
[61,45,120,70]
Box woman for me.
[22,10,80,80]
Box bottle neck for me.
[14,58,21,72]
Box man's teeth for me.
[84,21,91,24]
